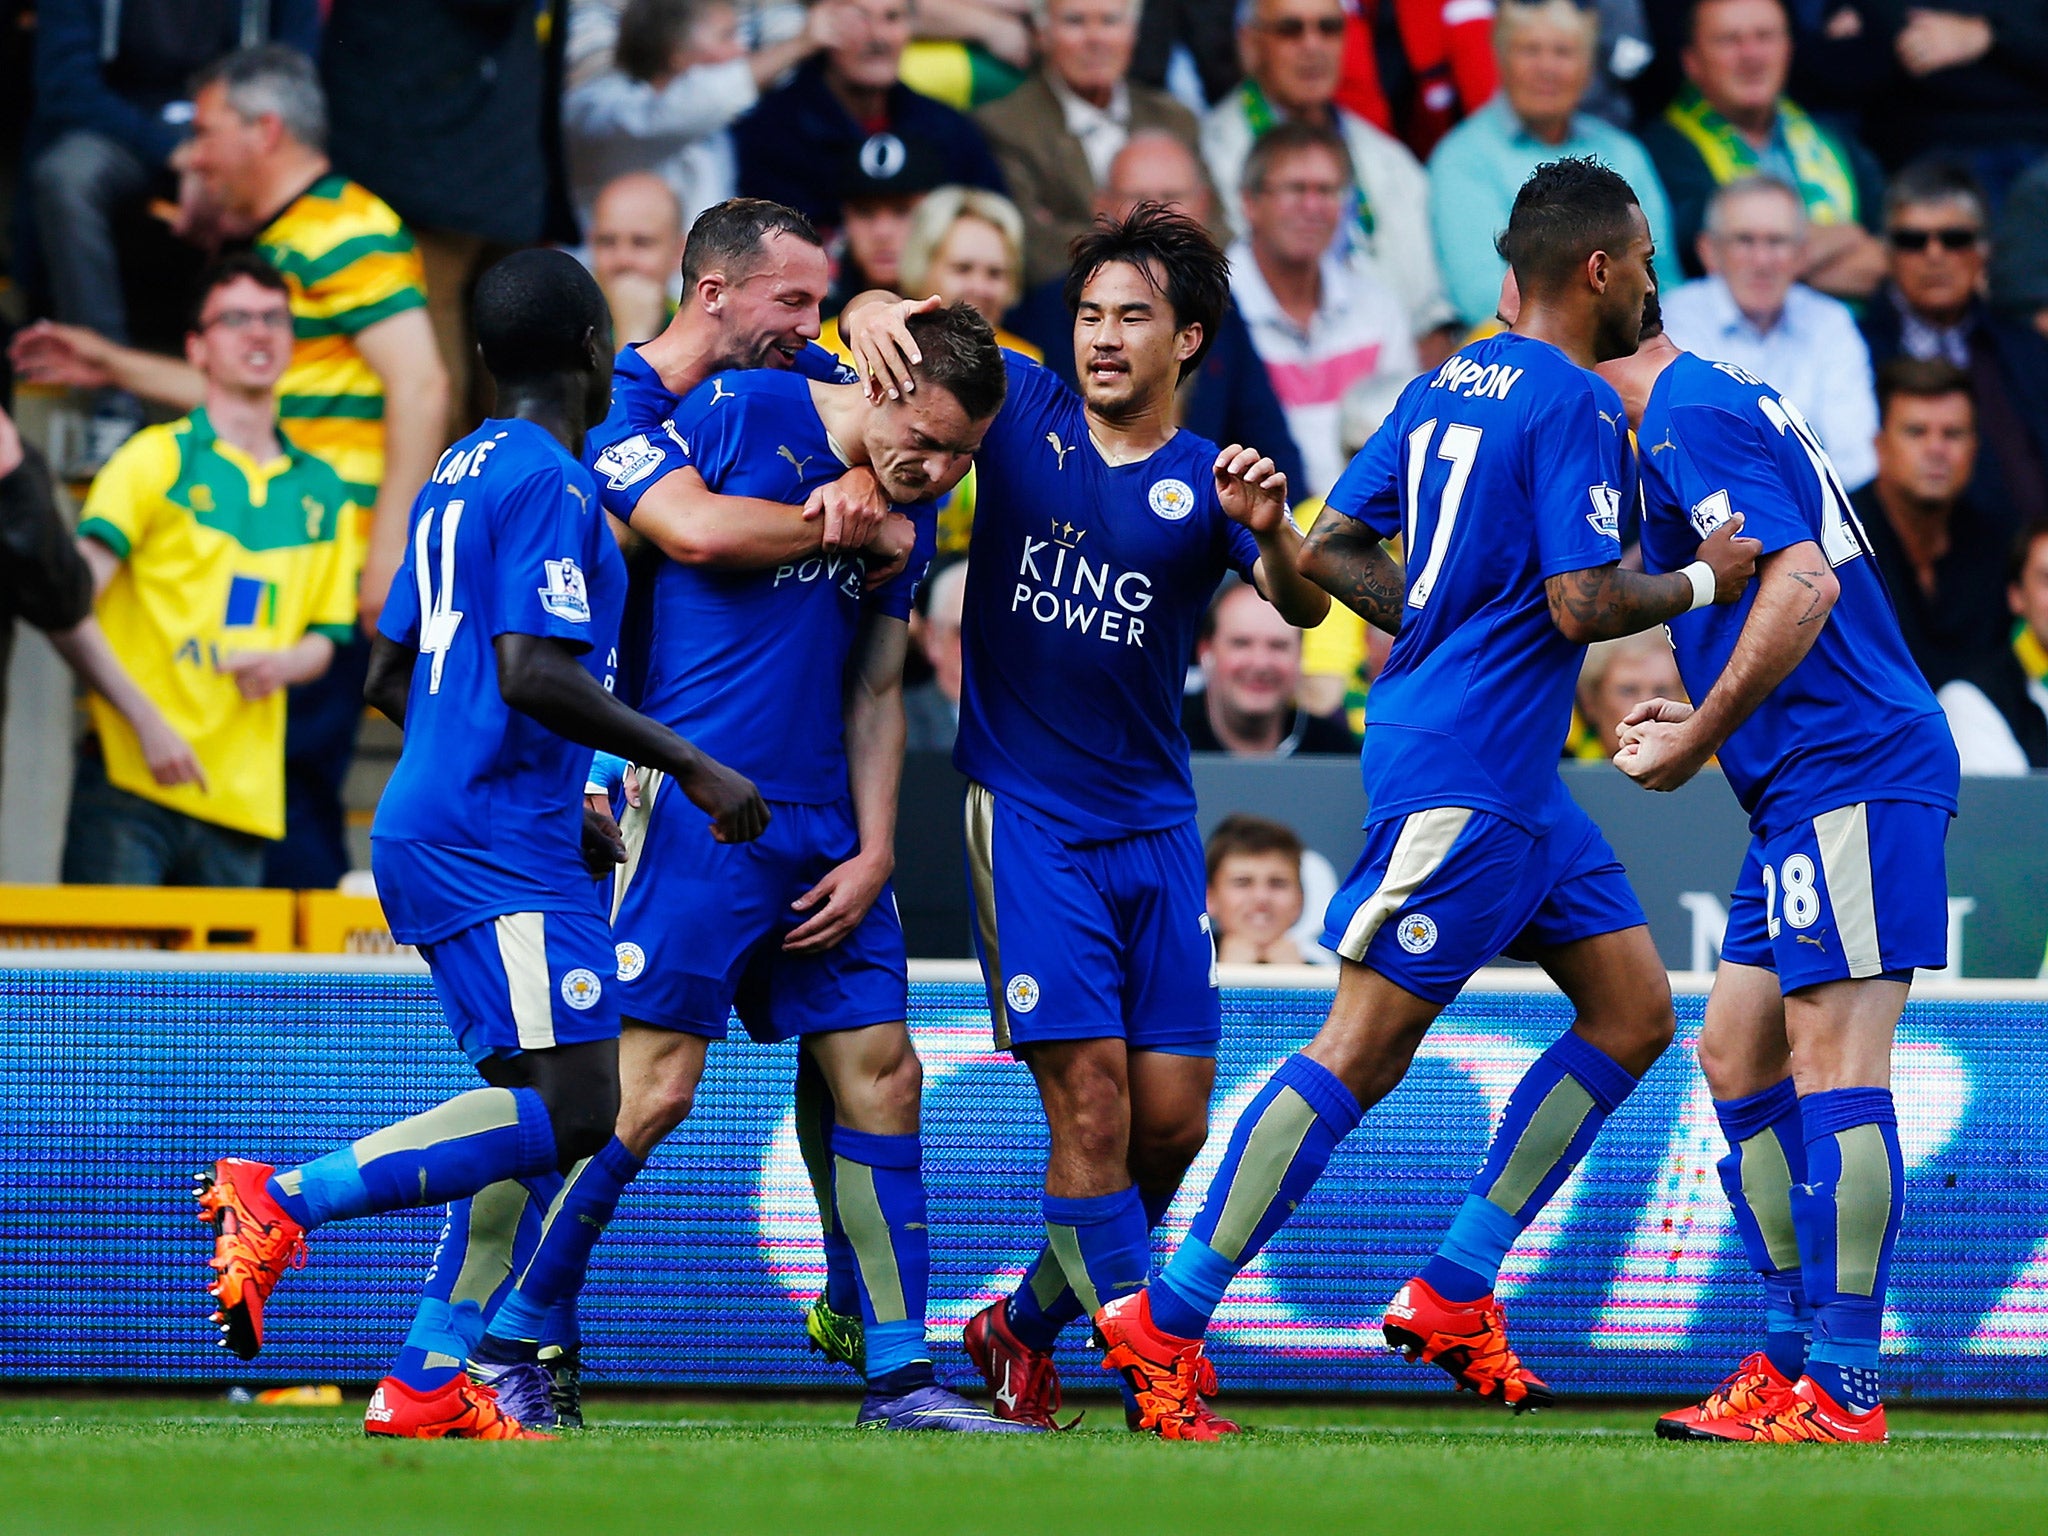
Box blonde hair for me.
[900,187,1027,313]
[1493,0,1598,60]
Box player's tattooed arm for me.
[1616,541,1838,791]
[1546,514,1761,643]
[1299,506,1406,633]
[494,633,769,843]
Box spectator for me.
[1861,160,2048,541]
[1640,0,1887,299]
[1205,812,1322,965]
[1131,0,1242,108]
[905,558,967,749]
[898,0,1036,94]
[1855,357,2012,690]
[51,256,358,888]
[1231,120,1417,496]
[28,0,319,472]
[589,171,689,345]
[1873,4,2048,203]
[1005,129,1308,493]
[0,407,94,735]
[1426,0,1677,327]
[1662,175,1880,490]
[976,0,1211,287]
[1204,0,1459,354]
[1568,628,1685,759]
[564,0,857,234]
[1185,579,1358,754]
[1332,0,1501,158]
[1935,516,2048,772]
[733,0,1006,233]
[12,46,448,887]
[823,130,949,312]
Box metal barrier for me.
[6,956,2045,1399]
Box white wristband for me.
[1682,560,1716,612]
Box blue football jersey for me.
[592,367,934,804]
[1328,333,1637,832]
[954,352,1262,840]
[1636,352,1959,834]
[372,418,627,945]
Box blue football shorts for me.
[964,783,1221,1056]
[608,770,907,1042]
[1321,792,1646,1003]
[1718,799,1951,991]
[419,906,621,1064]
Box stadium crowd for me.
[0,0,2044,897]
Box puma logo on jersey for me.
[564,482,591,514]
[778,444,815,480]
[1647,429,1679,455]
[1598,408,1624,433]
[708,378,735,405]
[1045,431,1075,469]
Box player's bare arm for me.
[1213,445,1330,627]
[786,610,909,955]
[492,631,769,844]
[1299,505,1406,634]
[630,464,908,569]
[1616,541,1839,792]
[1545,514,1761,643]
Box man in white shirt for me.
[1661,174,1880,490]
[1229,120,1416,498]
[1201,0,1456,360]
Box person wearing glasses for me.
[1203,0,1460,364]
[1424,0,1675,327]
[1860,159,2048,544]
[1662,175,1880,492]
[51,255,359,888]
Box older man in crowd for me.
[1662,175,1880,491]
[904,559,969,751]
[1427,0,1675,327]
[1855,358,2013,691]
[734,0,1004,233]
[587,171,689,344]
[1183,581,1357,757]
[1204,0,1456,360]
[1641,0,1886,299]
[1231,121,1415,498]
[975,0,1210,287]
[1860,159,2048,542]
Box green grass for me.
[6,1394,2048,1535]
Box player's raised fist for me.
[1214,445,1288,534]
[862,511,919,585]
[1613,719,1704,791]
[679,756,770,843]
[1616,696,1694,747]
[805,466,890,553]
[1697,512,1762,603]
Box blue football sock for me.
[1043,1186,1151,1317]
[1422,1031,1638,1301]
[832,1127,933,1384]
[1006,1183,1180,1353]
[1711,1080,1812,1380]
[795,1051,861,1317]
[391,1177,539,1392]
[483,1139,646,1348]
[267,1087,557,1229]
[1793,1087,1902,1416]
[1152,1054,1362,1340]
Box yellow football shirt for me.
[256,174,428,514]
[77,412,361,839]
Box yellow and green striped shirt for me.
[255,174,428,513]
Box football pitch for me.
[7,1394,2048,1535]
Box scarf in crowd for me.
[2018,622,2048,688]
[1238,80,1376,241]
[1662,86,1859,228]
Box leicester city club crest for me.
[1005,974,1041,1014]
[1396,913,1439,955]
[614,943,645,982]
[1148,478,1195,522]
[560,968,604,1010]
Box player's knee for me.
[1129,1111,1208,1187]
[1047,1073,1129,1169]
[870,1047,923,1127]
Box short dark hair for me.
[681,198,823,287]
[904,303,1007,421]
[1204,813,1305,885]
[1884,157,1989,231]
[473,249,610,383]
[2010,515,2048,587]
[1497,157,1644,296]
[1684,0,1789,47]
[190,253,291,331]
[1064,202,1230,381]
[1242,119,1354,197]
[1876,355,1974,423]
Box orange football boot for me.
[1655,1351,1797,1439]
[963,1300,1078,1430]
[1382,1277,1555,1412]
[1092,1290,1237,1442]
[1687,1374,1888,1444]
[195,1158,307,1360]
[363,1376,554,1441]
